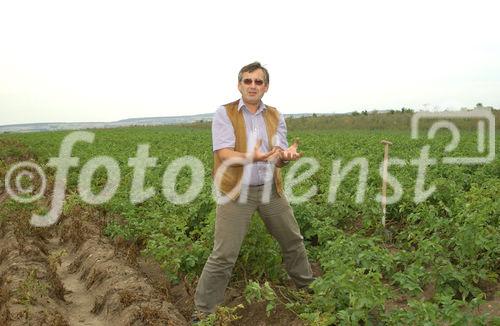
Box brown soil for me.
[0,195,187,325]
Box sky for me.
[0,0,499,125]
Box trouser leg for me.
[194,196,256,313]
[258,188,315,288]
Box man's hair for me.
[238,61,269,85]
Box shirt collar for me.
[238,98,266,114]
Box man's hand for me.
[248,139,278,162]
[279,138,302,161]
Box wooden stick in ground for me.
[381,140,393,227]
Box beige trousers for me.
[194,184,314,314]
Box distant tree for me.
[401,107,414,113]
[312,113,317,118]
[389,109,396,114]
[352,111,360,116]
[361,110,368,116]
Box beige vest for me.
[213,100,284,200]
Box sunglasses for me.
[242,78,265,86]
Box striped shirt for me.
[212,99,288,186]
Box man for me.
[193,62,314,319]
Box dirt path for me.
[0,198,187,326]
[46,237,104,326]
[59,260,103,326]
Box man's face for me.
[238,69,269,105]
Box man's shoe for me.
[191,311,207,325]
[191,316,200,325]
